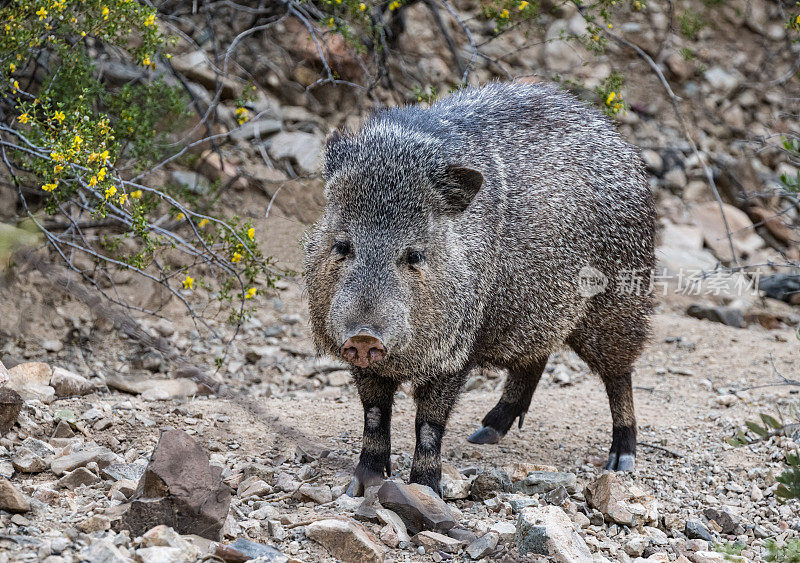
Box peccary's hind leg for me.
[347,373,399,497]
[602,371,637,471]
[467,357,548,445]
[410,369,468,496]
[567,311,646,473]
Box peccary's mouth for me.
[340,329,386,368]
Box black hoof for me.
[347,465,386,497]
[467,426,503,444]
[604,452,635,472]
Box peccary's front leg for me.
[410,371,467,496]
[347,373,399,497]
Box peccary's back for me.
[373,82,655,365]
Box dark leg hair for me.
[347,372,399,497]
[467,357,548,445]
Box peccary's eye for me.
[332,240,351,257]
[406,249,425,267]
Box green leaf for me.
[760,413,782,430]
[746,421,769,437]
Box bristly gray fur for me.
[304,81,655,491]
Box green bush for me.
[1,1,275,324]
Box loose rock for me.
[0,387,22,434]
[0,477,30,512]
[305,518,387,563]
[515,505,592,561]
[377,480,457,534]
[118,429,231,540]
[584,472,658,527]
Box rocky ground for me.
[0,1,799,561]
[0,220,798,562]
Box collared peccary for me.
[304,82,655,496]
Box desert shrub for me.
[1,1,276,326]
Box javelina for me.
[304,82,655,495]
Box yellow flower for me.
[359,2,367,10]
[88,176,98,187]
[235,107,249,125]
[53,110,65,124]
[102,6,109,19]
[104,186,117,199]
[499,8,510,18]
[13,80,19,90]
[41,182,57,192]
[97,167,107,181]
[142,56,152,67]
[72,134,82,147]
[245,287,257,299]
[9,63,15,72]
[100,150,109,161]
[18,113,29,124]
[36,7,47,20]
[607,23,613,28]
[247,227,255,240]
[119,193,128,205]
[327,17,335,26]
[606,91,616,105]
[53,165,63,174]
[175,212,185,220]
[231,251,243,263]
[518,1,528,9]
[389,0,401,10]
[198,218,209,228]
[51,151,64,162]
[130,189,143,199]
[182,275,194,290]
[144,13,156,26]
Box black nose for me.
[341,332,386,368]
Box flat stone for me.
[297,483,333,504]
[51,445,119,475]
[101,462,147,482]
[515,505,592,561]
[505,493,542,513]
[118,429,231,540]
[136,546,187,563]
[80,514,111,533]
[216,538,288,562]
[686,304,745,328]
[50,366,94,397]
[377,480,457,534]
[80,538,129,563]
[305,518,386,563]
[57,467,101,490]
[0,387,22,434]
[12,446,49,473]
[6,361,55,403]
[267,131,323,174]
[490,520,516,541]
[412,530,461,553]
[466,531,499,559]
[0,477,29,512]
[513,471,577,495]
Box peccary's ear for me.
[323,130,348,181]
[438,165,483,214]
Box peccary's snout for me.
[341,330,386,368]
